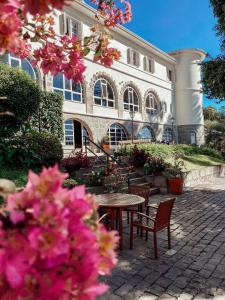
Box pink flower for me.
[1,165,118,299]
[9,210,25,225]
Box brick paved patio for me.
[99,176,225,300]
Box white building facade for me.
[1,1,206,154]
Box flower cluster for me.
[91,0,132,26]
[0,0,131,82]
[0,165,118,299]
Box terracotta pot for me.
[168,178,184,195]
[103,144,109,151]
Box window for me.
[64,120,74,146]
[167,69,173,81]
[53,73,83,102]
[143,56,154,73]
[138,126,155,140]
[1,54,36,79]
[59,13,81,37]
[127,48,140,67]
[163,128,173,143]
[107,124,127,146]
[123,86,139,112]
[146,93,158,115]
[93,78,115,108]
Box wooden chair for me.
[126,185,151,223]
[130,198,175,259]
[98,209,115,230]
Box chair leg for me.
[145,230,148,241]
[168,226,171,249]
[153,232,158,259]
[130,218,134,250]
[127,211,130,224]
[116,210,119,229]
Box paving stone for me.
[138,293,158,300]
[158,294,177,300]
[177,292,193,300]
[114,284,133,297]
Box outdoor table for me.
[96,193,145,250]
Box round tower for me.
[169,49,206,145]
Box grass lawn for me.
[182,155,225,171]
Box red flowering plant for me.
[0,0,132,83]
[0,165,119,299]
[61,151,91,174]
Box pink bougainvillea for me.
[0,165,119,300]
[0,0,132,82]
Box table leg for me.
[118,208,123,250]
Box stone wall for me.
[184,164,225,187]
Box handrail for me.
[84,136,131,186]
[84,136,127,168]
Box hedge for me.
[32,91,64,139]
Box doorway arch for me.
[64,118,92,149]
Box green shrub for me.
[23,131,63,167]
[32,91,63,139]
[0,63,41,137]
[0,138,40,168]
[0,132,63,168]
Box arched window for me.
[64,120,74,146]
[123,86,139,112]
[146,93,158,115]
[107,124,127,146]
[1,53,37,79]
[163,128,173,143]
[138,126,155,140]
[53,73,83,102]
[93,77,115,107]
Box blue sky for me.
[123,0,223,109]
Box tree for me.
[203,106,220,121]
[0,63,41,137]
[201,0,225,102]
[0,0,132,83]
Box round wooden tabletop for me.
[96,193,145,208]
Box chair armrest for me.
[131,211,154,222]
[146,205,157,209]
[98,212,113,223]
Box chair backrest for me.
[154,198,175,230]
[128,185,151,206]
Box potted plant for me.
[163,157,185,195]
[102,135,110,151]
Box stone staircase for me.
[86,156,160,195]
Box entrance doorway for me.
[74,120,82,148]
[64,119,90,149]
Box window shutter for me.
[127,48,131,64]
[143,56,147,71]
[59,13,67,35]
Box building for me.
[1,1,206,154]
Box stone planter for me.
[144,175,154,185]
[154,175,168,193]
